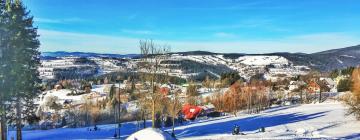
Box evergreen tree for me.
[337,78,352,92]
[220,72,241,86]
[0,0,11,139]
[1,1,41,139]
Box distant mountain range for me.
[42,45,360,71]
[41,51,140,59]
[172,45,360,71]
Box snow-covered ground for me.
[178,102,360,140]
[9,102,360,140]
[236,56,289,66]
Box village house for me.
[307,80,321,93]
[320,77,337,92]
[160,84,171,95]
[289,81,306,91]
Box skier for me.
[232,124,240,135]
[94,125,98,131]
[259,126,265,133]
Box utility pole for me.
[118,77,122,139]
[171,90,178,137]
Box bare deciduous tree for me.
[344,67,360,120]
[138,39,170,128]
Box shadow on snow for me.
[173,111,329,138]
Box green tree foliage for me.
[337,78,352,92]
[250,73,265,82]
[0,1,41,139]
[341,67,355,76]
[220,72,242,86]
[92,71,186,85]
[329,69,339,79]
[0,1,10,139]
[330,67,355,79]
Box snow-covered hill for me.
[236,55,288,66]
[39,57,128,80]
[39,45,360,81]
[168,54,309,80]
[12,102,360,140]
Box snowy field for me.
[9,102,360,140]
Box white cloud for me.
[38,29,360,54]
[34,17,85,24]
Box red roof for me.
[182,104,203,120]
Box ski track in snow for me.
[11,102,360,140]
[336,58,344,64]
[340,55,356,58]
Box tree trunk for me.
[151,73,156,128]
[118,103,120,139]
[0,122,2,140]
[142,111,146,128]
[172,114,175,137]
[1,107,7,140]
[172,95,177,137]
[118,83,121,139]
[0,121,5,140]
[151,100,155,128]
[113,106,117,137]
[16,99,22,140]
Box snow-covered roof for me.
[201,104,215,110]
[320,78,336,86]
[160,84,171,89]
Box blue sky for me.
[23,0,360,54]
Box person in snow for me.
[232,124,240,135]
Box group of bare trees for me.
[210,81,270,116]
[135,39,185,138]
[37,95,110,129]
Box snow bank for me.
[126,128,175,140]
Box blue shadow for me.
[172,111,329,138]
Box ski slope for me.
[10,102,360,140]
[177,102,360,140]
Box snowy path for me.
[11,102,360,140]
